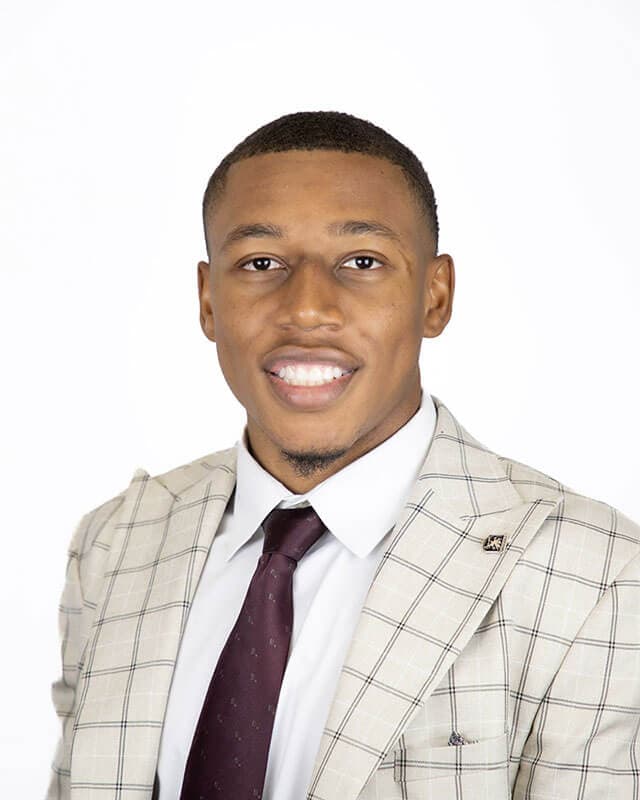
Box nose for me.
[276,261,343,331]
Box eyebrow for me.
[327,219,402,242]
[220,219,402,251]
[221,222,285,251]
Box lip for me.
[264,368,358,411]
[262,346,360,375]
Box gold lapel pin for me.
[482,534,507,552]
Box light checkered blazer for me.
[47,396,640,799]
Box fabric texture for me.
[46,395,640,799]
[179,506,327,799]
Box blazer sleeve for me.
[46,495,125,800]
[513,549,640,799]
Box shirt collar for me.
[227,389,437,560]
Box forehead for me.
[206,150,429,251]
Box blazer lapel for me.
[306,396,562,800]
[70,450,237,798]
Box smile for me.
[271,364,353,386]
[264,365,357,410]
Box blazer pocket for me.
[393,732,509,783]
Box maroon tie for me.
[179,504,327,800]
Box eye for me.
[342,255,384,270]
[239,257,283,271]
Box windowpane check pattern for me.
[46,396,640,800]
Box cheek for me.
[212,315,252,383]
[213,284,267,346]
[363,297,423,364]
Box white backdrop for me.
[1,0,638,794]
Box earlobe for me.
[197,260,216,342]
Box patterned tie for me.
[179,504,327,800]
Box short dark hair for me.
[203,111,439,254]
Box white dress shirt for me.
[156,390,437,799]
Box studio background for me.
[1,1,638,795]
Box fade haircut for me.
[202,111,439,255]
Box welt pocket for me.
[393,732,509,783]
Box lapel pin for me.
[483,534,507,552]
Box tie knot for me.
[261,505,327,562]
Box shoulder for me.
[69,446,237,562]
[501,452,640,587]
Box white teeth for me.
[274,364,350,386]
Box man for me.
[48,111,640,800]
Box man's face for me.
[199,150,454,492]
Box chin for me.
[270,423,347,457]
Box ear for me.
[423,254,455,338]
[197,260,216,342]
